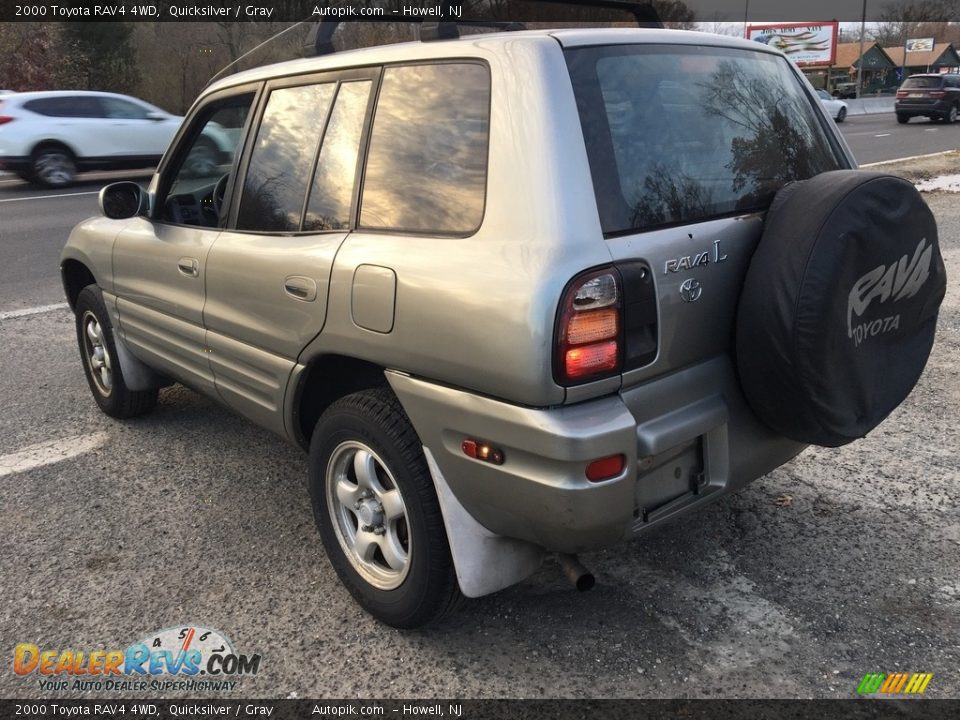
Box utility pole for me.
[855,0,866,98]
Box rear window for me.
[566,45,843,235]
[901,77,944,89]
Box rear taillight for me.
[0,116,13,125]
[555,268,622,384]
[896,90,908,98]
[930,90,946,98]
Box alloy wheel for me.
[326,440,411,590]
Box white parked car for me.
[0,90,235,187]
[817,89,848,122]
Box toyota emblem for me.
[680,278,702,303]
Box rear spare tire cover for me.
[736,170,946,447]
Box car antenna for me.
[205,20,309,89]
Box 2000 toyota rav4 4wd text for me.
[62,24,947,627]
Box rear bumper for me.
[895,99,951,116]
[388,356,805,554]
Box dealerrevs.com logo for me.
[14,625,261,693]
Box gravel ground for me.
[0,184,956,701]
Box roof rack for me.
[303,0,663,57]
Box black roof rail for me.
[544,0,664,28]
[303,1,663,58]
[420,21,527,42]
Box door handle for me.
[283,276,317,302]
[177,257,199,277]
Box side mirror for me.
[99,182,147,220]
[146,111,166,122]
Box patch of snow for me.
[915,174,960,193]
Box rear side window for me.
[902,77,943,89]
[360,62,490,235]
[566,45,842,235]
[237,83,336,232]
[24,96,104,118]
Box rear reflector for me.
[586,454,626,482]
[461,439,504,465]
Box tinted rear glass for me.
[902,77,944,88]
[566,45,842,235]
[360,63,490,235]
[24,96,104,118]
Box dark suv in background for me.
[895,73,960,123]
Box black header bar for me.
[3,0,959,23]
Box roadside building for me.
[883,43,960,81]
[803,42,896,96]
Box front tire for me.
[836,107,847,123]
[75,286,158,419]
[947,105,958,124]
[309,388,460,628]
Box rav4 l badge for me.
[665,240,728,274]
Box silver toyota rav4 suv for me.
[62,24,946,627]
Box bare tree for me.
[871,2,957,46]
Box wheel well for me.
[32,140,76,160]
[62,260,96,310]
[294,355,389,449]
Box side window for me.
[304,80,371,232]
[102,97,150,120]
[25,96,102,117]
[23,98,62,116]
[236,83,336,233]
[70,96,105,118]
[160,94,254,228]
[360,63,490,235]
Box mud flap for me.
[423,447,544,598]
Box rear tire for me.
[31,144,77,188]
[75,286,158,419]
[947,105,958,124]
[309,388,461,628]
[896,114,909,124]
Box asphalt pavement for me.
[841,113,960,165]
[0,124,958,701]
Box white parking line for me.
[0,190,98,203]
[874,133,891,137]
[0,302,70,320]
[0,432,108,480]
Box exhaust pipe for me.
[557,554,595,592]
